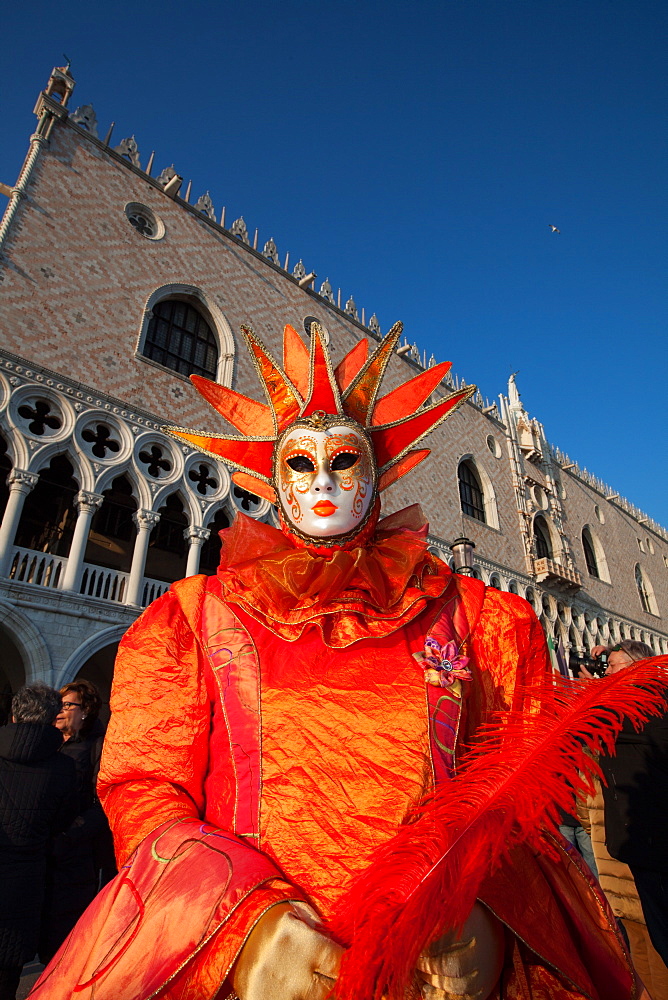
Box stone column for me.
[184,525,210,577]
[0,470,39,578]
[125,510,161,606]
[60,492,104,593]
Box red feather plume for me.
[329,658,668,1000]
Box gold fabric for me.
[232,901,343,1000]
[416,903,505,1000]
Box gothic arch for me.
[57,624,127,687]
[136,283,235,386]
[202,497,235,527]
[95,462,151,510]
[0,598,52,682]
[568,623,581,653]
[151,483,196,524]
[144,490,190,584]
[0,422,29,470]
[27,441,93,492]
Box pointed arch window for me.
[84,475,137,573]
[635,564,658,616]
[143,298,218,379]
[14,455,78,556]
[458,461,485,522]
[199,508,231,576]
[534,517,552,560]
[144,494,189,583]
[582,528,599,578]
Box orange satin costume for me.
[31,510,641,1000]
[31,322,642,998]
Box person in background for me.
[0,684,77,1000]
[557,797,598,878]
[584,641,668,999]
[38,679,116,964]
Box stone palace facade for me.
[0,66,665,716]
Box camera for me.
[589,651,608,678]
[568,651,608,678]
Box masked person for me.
[31,323,646,1000]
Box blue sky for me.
[1,0,666,524]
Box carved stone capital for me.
[184,525,210,544]
[134,509,161,531]
[76,491,104,512]
[8,469,39,493]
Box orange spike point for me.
[301,323,343,418]
[166,427,275,482]
[232,471,277,504]
[370,386,475,472]
[282,324,309,400]
[378,450,431,492]
[371,362,453,427]
[343,321,403,426]
[190,376,274,436]
[241,325,302,433]
[335,339,368,393]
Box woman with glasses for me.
[38,680,116,964]
[54,686,92,742]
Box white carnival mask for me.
[276,423,375,539]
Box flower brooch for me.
[414,637,472,688]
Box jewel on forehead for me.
[302,410,328,431]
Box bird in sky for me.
[549,224,561,234]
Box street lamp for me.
[450,536,476,576]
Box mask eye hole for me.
[287,455,315,473]
[331,452,359,471]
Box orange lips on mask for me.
[311,499,338,517]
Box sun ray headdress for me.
[168,320,475,541]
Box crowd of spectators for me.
[38,680,116,964]
[0,679,114,1000]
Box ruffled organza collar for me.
[215,505,454,647]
